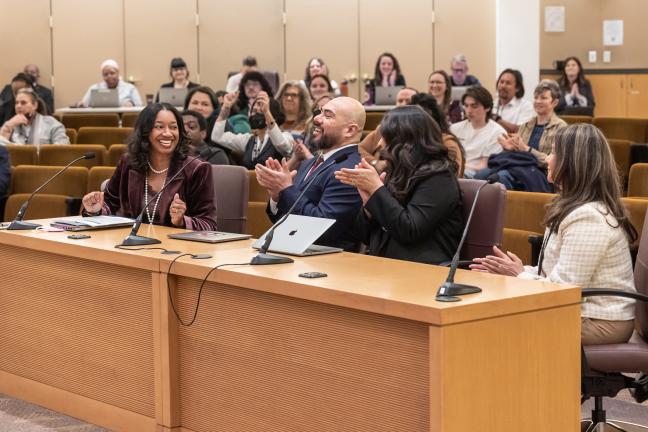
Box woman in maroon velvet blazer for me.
[82,103,217,231]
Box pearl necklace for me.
[148,160,169,174]
[144,173,166,224]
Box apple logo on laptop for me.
[289,230,298,236]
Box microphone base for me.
[7,220,41,230]
[250,253,294,265]
[435,282,482,302]
[119,234,162,246]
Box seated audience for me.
[492,69,534,133]
[82,103,217,230]
[308,74,334,102]
[0,73,34,124]
[212,90,291,169]
[359,87,417,169]
[477,80,567,192]
[276,81,311,136]
[182,110,231,165]
[80,59,143,107]
[226,56,258,93]
[472,123,637,346]
[336,105,463,264]
[449,54,481,87]
[155,57,199,102]
[255,96,364,251]
[22,64,54,114]
[449,86,504,177]
[183,86,220,139]
[231,71,275,133]
[365,52,406,105]
[302,58,341,96]
[360,91,464,176]
[428,70,462,123]
[556,56,595,116]
[0,88,69,146]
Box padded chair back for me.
[364,112,384,131]
[504,190,555,233]
[458,179,507,259]
[247,201,272,238]
[87,166,116,193]
[121,112,139,128]
[76,127,133,148]
[247,170,269,201]
[608,139,632,185]
[622,198,648,249]
[10,165,88,197]
[593,117,648,143]
[262,71,280,95]
[60,113,119,130]
[108,144,128,166]
[634,215,648,339]
[65,128,78,144]
[38,145,107,168]
[4,193,70,222]
[628,164,648,198]
[212,165,249,234]
[559,115,593,125]
[5,145,38,166]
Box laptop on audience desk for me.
[51,215,134,231]
[374,86,404,105]
[89,89,119,107]
[451,86,469,102]
[252,214,343,257]
[168,231,251,244]
[158,88,188,107]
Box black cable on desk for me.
[166,253,251,326]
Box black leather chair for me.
[580,215,648,431]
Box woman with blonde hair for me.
[275,81,311,135]
[472,123,637,345]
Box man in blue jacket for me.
[256,97,364,251]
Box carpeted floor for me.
[0,394,108,432]
[1,390,648,431]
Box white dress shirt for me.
[493,97,535,125]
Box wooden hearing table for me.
[0,220,581,431]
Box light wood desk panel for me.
[0,221,581,431]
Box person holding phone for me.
[0,88,69,145]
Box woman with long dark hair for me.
[364,52,406,105]
[335,105,463,264]
[82,103,217,230]
[556,56,595,115]
[472,123,637,345]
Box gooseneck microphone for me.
[435,177,498,302]
[118,156,200,247]
[7,152,96,230]
[250,153,350,265]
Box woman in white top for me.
[79,59,143,107]
[0,88,69,146]
[471,123,637,345]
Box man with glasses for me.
[449,54,481,87]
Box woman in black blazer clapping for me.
[335,105,464,264]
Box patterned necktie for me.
[304,155,324,180]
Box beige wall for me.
[540,0,648,69]
[0,0,498,109]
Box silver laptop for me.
[252,214,343,256]
[51,215,134,231]
[375,86,404,105]
[158,88,187,106]
[451,86,469,102]
[90,89,119,107]
[168,231,251,244]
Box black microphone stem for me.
[8,152,95,230]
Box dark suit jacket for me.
[356,170,464,264]
[267,145,362,250]
[101,155,218,231]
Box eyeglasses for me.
[451,68,466,73]
[283,93,299,99]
